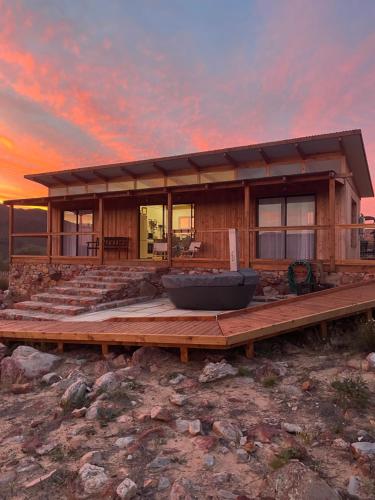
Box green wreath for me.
[287,259,315,294]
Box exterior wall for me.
[9,262,97,300]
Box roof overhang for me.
[20,129,373,198]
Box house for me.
[4,130,375,298]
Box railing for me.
[9,224,375,269]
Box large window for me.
[257,195,315,259]
[62,210,94,256]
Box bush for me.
[270,447,305,469]
[353,319,375,352]
[331,376,370,410]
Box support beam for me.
[167,191,173,268]
[329,175,336,272]
[98,197,104,265]
[101,344,109,356]
[338,137,346,157]
[320,321,328,341]
[245,341,254,359]
[180,346,189,363]
[120,166,136,179]
[52,175,70,186]
[153,162,167,187]
[244,184,250,267]
[294,143,306,161]
[57,342,64,353]
[47,201,52,263]
[8,205,14,261]
[224,152,239,168]
[258,148,271,164]
[366,309,373,321]
[187,157,201,183]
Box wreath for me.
[287,259,315,294]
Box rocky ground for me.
[0,320,374,499]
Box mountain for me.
[0,205,47,269]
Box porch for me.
[6,171,375,273]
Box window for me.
[257,195,315,259]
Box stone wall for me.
[9,263,97,300]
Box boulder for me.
[79,463,109,495]
[116,478,137,499]
[1,346,60,384]
[199,361,238,383]
[0,343,8,361]
[261,461,340,499]
[115,437,135,449]
[60,379,89,411]
[212,421,242,443]
[79,451,103,468]
[351,441,375,459]
[281,422,303,434]
[365,352,375,370]
[92,371,119,394]
[41,372,61,385]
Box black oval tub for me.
[162,268,259,310]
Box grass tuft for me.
[331,376,370,410]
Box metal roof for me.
[24,129,373,197]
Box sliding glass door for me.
[62,210,94,256]
[257,195,315,259]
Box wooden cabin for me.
[4,130,374,274]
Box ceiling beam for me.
[52,175,70,186]
[187,157,201,172]
[120,166,136,179]
[71,172,88,183]
[153,162,167,176]
[92,171,109,182]
[294,143,306,161]
[258,148,271,164]
[224,152,239,167]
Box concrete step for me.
[14,299,89,316]
[86,270,152,279]
[74,275,138,284]
[0,309,64,321]
[52,286,109,297]
[31,292,101,307]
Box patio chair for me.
[153,242,168,259]
[180,241,202,258]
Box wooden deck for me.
[1,280,375,361]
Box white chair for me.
[153,242,168,259]
[181,241,202,258]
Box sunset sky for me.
[1,0,375,211]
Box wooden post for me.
[98,197,104,265]
[229,228,240,271]
[47,201,52,263]
[366,309,373,321]
[167,191,173,268]
[8,205,14,263]
[180,346,189,363]
[329,176,336,272]
[57,342,64,353]
[244,184,250,267]
[245,341,254,358]
[101,343,109,356]
[320,321,328,341]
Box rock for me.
[1,346,60,383]
[131,347,174,368]
[93,371,119,394]
[169,373,185,385]
[0,343,8,361]
[116,477,137,499]
[301,380,311,391]
[176,419,190,433]
[79,451,103,468]
[158,476,171,491]
[79,463,109,495]
[147,456,170,470]
[42,372,62,385]
[60,379,89,411]
[193,435,218,452]
[150,406,172,422]
[366,352,375,370]
[36,442,58,455]
[236,449,249,463]
[351,441,375,459]
[217,491,237,500]
[169,393,187,406]
[213,472,231,486]
[0,470,16,488]
[189,419,202,436]
[72,407,87,418]
[213,420,242,442]
[332,438,350,450]
[281,422,303,434]
[347,476,361,497]
[279,384,302,398]
[24,469,58,489]
[115,437,135,449]
[199,360,238,383]
[203,454,215,468]
[170,479,193,500]
[112,354,128,368]
[261,461,341,499]
[10,382,32,394]
[247,424,280,443]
